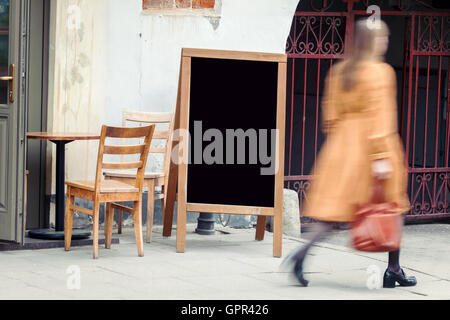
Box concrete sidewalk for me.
[0,223,449,300]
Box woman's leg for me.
[388,249,401,272]
[282,221,334,286]
[383,249,417,288]
[383,215,417,288]
[289,221,334,262]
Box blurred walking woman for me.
[282,19,417,288]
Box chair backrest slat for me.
[106,126,152,139]
[120,110,174,177]
[149,147,166,154]
[103,144,145,155]
[95,124,155,192]
[123,111,173,124]
[102,161,143,170]
[152,130,170,140]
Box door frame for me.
[24,0,50,231]
[0,0,49,243]
[0,0,27,243]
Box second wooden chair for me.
[103,110,174,243]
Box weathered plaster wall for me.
[47,0,299,224]
[48,0,107,193]
[106,0,298,172]
[49,0,298,181]
[47,0,298,226]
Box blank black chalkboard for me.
[187,57,279,207]
[163,48,287,257]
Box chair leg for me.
[118,207,123,234]
[160,194,165,226]
[64,188,74,251]
[146,180,155,243]
[160,185,165,222]
[133,200,144,257]
[104,203,109,243]
[92,199,100,259]
[105,203,114,249]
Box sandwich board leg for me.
[163,57,183,238]
[175,56,191,253]
[255,216,266,241]
[162,161,177,237]
[273,211,282,258]
[176,201,186,253]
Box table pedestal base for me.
[28,229,91,240]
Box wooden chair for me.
[103,111,174,243]
[64,124,155,259]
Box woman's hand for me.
[371,159,392,179]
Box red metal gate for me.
[285,0,450,222]
[400,13,450,219]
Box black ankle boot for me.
[383,268,417,288]
[293,259,309,287]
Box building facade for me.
[39,0,300,232]
[1,0,448,243]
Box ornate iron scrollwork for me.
[287,16,346,57]
[416,16,450,53]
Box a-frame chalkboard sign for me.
[162,48,287,257]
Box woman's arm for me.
[321,70,339,135]
[364,63,398,177]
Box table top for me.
[26,132,100,141]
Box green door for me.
[0,0,25,243]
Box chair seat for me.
[66,180,139,193]
[103,170,164,179]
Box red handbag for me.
[351,177,403,252]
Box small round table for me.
[26,132,100,240]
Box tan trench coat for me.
[303,61,410,222]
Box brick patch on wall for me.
[143,0,215,9]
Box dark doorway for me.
[25,0,50,230]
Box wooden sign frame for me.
[162,48,287,257]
